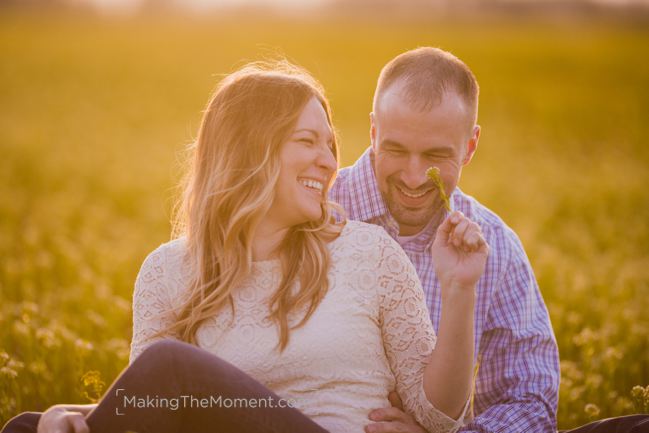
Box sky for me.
[62,0,649,16]
[67,0,330,15]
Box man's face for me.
[371,83,480,236]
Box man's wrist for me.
[53,403,96,415]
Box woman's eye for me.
[299,138,315,146]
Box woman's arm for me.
[422,286,475,419]
[129,242,180,363]
[424,211,488,418]
[375,211,488,432]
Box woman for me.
[3,61,488,433]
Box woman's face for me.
[267,96,337,229]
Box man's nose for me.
[401,156,427,190]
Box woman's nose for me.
[317,146,337,173]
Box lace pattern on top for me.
[130,221,468,432]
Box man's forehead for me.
[377,82,467,115]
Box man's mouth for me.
[396,186,429,199]
[395,185,432,199]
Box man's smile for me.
[394,184,433,206]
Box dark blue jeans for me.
[2,339,648,432]
[1,339,329,433]
[558,416,649,433]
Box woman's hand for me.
[431,210,489,292]
[37,404,92,433]
[424,211,487,418]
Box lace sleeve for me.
[129,245,179,364]
[374,229,467,433]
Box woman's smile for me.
[298,177,325,196]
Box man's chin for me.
[390,210,432,229]
[387,201,441,228]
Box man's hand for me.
[365,391,427,433]
[431,211,489,291]
[37,405,90,433]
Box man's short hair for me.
[373,47,479,125]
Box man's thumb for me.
[388,391,404,410]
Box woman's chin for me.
[294,209,323,226]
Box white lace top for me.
[129,220,465,433]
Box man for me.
[330,46,561,433]
[330,46,649,433]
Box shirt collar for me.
[347,147,390,222]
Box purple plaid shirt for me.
[330,148,560,433]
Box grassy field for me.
[1,10,648,429]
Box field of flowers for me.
[1,10,648,429]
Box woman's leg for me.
[86,339,329,433]
[1,412,41,433]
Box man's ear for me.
[370,112,377,151]
[462,125,480,166]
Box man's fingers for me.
[66,413,89,433]
[387,391,404,410]
[365,421,425,433]
[369,406,411,423]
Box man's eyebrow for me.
[380,139,406,149]
[425,146,456,155]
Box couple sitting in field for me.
[3,47,648,433]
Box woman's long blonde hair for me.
[159,61,344,351]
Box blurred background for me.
[1,0,648,428]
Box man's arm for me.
[460,236,559,433]
[37,404,96,433]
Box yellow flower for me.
[0,366,18,379]
[425,167,450,212]
[80,370,106,403]
[584,403,600,418]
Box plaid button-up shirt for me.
[330,147,560,433]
